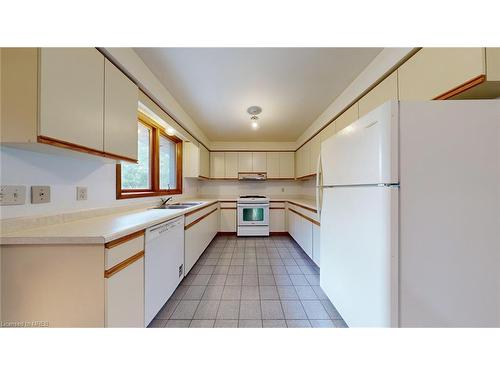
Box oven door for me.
[237,204,269,226]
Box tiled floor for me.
[149,235,348,328]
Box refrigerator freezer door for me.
[320,186,399,327]
[321,101,399,186]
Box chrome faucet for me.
[159,197,173,207]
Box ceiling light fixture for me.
[247,106,262,130]
[166,126,176,136]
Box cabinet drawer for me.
[185,202,219,226]
[270,201,286,208]
[220,201,237,209]
[105,232,145,269]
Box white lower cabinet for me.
[185,206,219,274]
[270,208,286,232]
[220,208,237,232]
[105,257,144,327]
[312,223,320,266]
[287,208,316,262]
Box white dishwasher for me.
[145,216,184,326]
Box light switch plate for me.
[0,185,26,205]
[76,186,88,201]
[31,186,51,204]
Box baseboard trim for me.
[217,231,237,235]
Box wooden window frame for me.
[116,112,183,199]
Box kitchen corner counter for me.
[0,199,218,246]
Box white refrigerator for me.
[319,100,500,327]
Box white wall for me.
[0,146,199,219]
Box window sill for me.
[117,189,182,200]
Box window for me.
[116,113,182,199]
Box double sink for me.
[154,202,203,210]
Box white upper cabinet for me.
[266,152,280,178]
[398,48,485,100]
[238,152,253,172]
[319,123,335,144]
[185,142,210,178]
[309,135,321,175]
[210,152,225,178]
[199,144,210,178]
[252,152,267,172]
[334,102,359,133]
[104,59,138,161]
[358,70,398,118]
[39,48,105,151]
[279,152,295,179]
[225,152,238,179]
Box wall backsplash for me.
[0,147,200,220]
[199,179,315,199]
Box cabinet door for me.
[220,209,237,232]
[309,135,321,175]
[335,103,359,133]
[39,48,105,151]
[252,152,267,172]
[106,257,144,327]
[199,144,210,178]
[270,209,285,232]
[359,70,398,118]
[298,142,311,177]
[266,152,280,178]
[312,223,320,266]
[225,152,238,178]
[297,215,313,259]
[320,124,335,143]
[238,152,253,172]
[398,48,485,100]
[210,152,225,178]
[104,59,138,161]
[279,152,295,178]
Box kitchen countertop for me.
[0,199,218,246]
[0,197,317,246]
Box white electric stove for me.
[237,195,270,236]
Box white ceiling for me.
[135,48,382,142]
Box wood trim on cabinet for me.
[218,231,237,235]
[434,74,486,100]
[220,207,237,210]
[104,250,144,278]
[267,178,296,181]
[288,208,320,226]
[184,208,218,230]
[105,229,145,249]
[288,201,317,213]
[37,136,138,163]
[295,173,317,181]
[185,201,219,216]
[270,207,285,210]
[198,175,210,180]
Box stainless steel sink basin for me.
[155,205,193,209]
[153,202,204,210]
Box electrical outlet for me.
[281,187,285,193]
[31,186,51,204]
[0,185,26,205]
[76,186,88,201]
